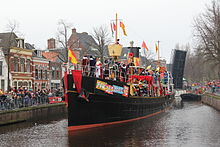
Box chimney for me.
[47,38,56,49]
[72,28,76,34]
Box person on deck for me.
[82,55,89,76]
[95,58,103,78]
[103,59,110,79]
[89,56,96,77]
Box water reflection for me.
[0,115,68,147]
[1,101,220,147]
[69,101,220,147]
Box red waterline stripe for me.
[68,108,169,132]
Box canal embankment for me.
[201,93,220,111]
[0,103,67,126]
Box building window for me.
[26,59,31,72]
[23,81,28,88]
[51,83,55,90]
[45,70,48,79]
[35,69,38,79]
[14,57,19,72]
[52,67,55,79]
[35,83,37,91]
[56,69,59,79]
[20,58,25,72]
[18,81,22,87]
[41,69,43,79]
[29,82,32,90]
[35,65,38,79]
[13,81,17,89]
[1,79,4,92]
[0,61,2,76]
[42,83,46,89]
[37,50,42,57]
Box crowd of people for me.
[187,80,220,95]
[80,55,173,97]
[0,87,63,111]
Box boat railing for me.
[69,64,173,97]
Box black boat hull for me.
[180,93,201,101]
[67,92,174,131]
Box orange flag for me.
[68,48,78,64]
[155,44,159,53]
[120,21,127,36]
[142,41,148,51]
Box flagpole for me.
[67,48,70,74]
[157,40,160,67]
[115,13,118,43]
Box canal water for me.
[1,101,220,147]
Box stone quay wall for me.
[202,93,220,111]
[0,103,67,126]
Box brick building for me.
[68,28,98,60]
[43,39,63,91]
[9,39,33,90]
[32,50,49,91]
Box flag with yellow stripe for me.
[155,44,159,53]
[68,48,78,64]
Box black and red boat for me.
[64,14,175,131]
[64,72,174,131]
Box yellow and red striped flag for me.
[68,48,78,64]
[134,57,140,66]
[120,21,127,36]
[155,44,159,53]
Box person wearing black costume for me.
[89,56,96,77]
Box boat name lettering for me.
[96,80,128,96]
[113,85,124,94]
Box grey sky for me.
[0,0,211,62]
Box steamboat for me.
[64,14,175,131]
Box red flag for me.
[113,22,116,31]
[72,70,82,93]
[142,41,148,51]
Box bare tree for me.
[56,19,71,63]
[194,0,220,63]
[184,46,219,83]
[193,0,220,79]
[56,19,83,63]
[91,25,111,62]
[4,20,19,91]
